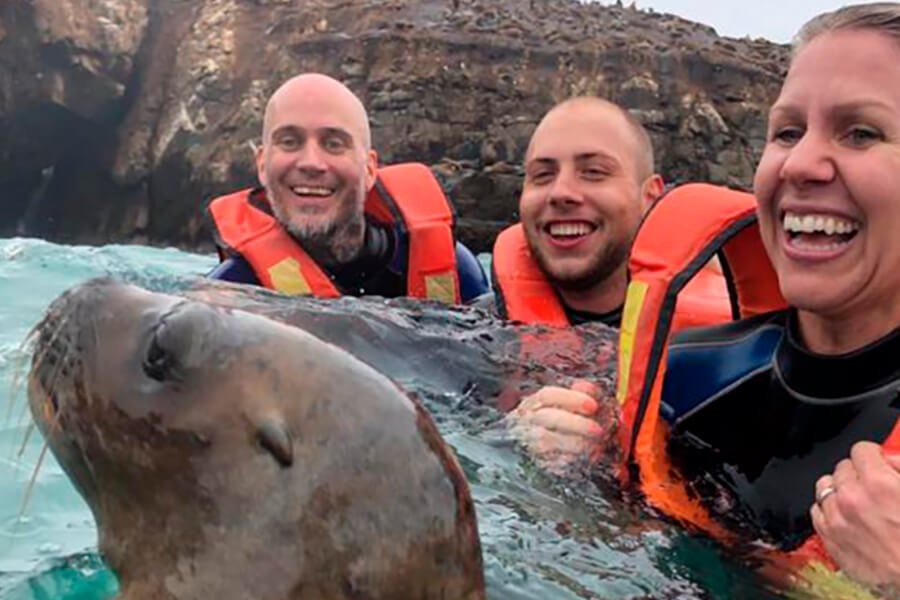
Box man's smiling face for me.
[520,100,654,293]
[256,74,377,265]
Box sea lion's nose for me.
[141,301,226,382]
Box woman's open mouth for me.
[781,211,861,256]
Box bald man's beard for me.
[529,236,630,294]
[270,192,366,267]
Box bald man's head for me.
[255,73,378,267]
[261,73,372,150]
[526,97,655,181]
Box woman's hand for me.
[811,441,900,590]
[506,380,609,475]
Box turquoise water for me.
[0,238,780,599]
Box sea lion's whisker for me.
[5,366,30,462]
[7,336,42,459]
[16,376,62,516]
[16,422,35,460]
[4,331,40,427]
[17,436,51,521]
[21,314,69,411]
[36,358,65,420]
[29,310,69,370]
[8,377,37,443]
[12,319,70,457]
[16,396,62,462]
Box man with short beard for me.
[491,97,664,327]
[208,73,489,303]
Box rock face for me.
[0,0,789,252]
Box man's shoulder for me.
[206,255,261,286]
[453,242,490,303]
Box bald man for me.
[491,97,664,326]
[208,73,488,303]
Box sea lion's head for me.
[28,278,484,600]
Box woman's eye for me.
[772,127,803,145]
[845,126,882,147]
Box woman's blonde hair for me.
[794,2,900,55]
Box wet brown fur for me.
[28,279,485,600]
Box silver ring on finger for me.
[816,485,837,506]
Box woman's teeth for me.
[782,212,860,236]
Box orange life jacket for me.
[491,223,733,330]
[615,182,900,575]
[489,217,733,415]
[208,163,460,303]
[491,224,569,326]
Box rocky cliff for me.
[0,0,789,252]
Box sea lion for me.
[27,278,486,600]
[179,280,620,414]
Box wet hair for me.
[793,3,900,56]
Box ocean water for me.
[0,237,781,600]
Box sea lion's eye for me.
[143,328,174,382]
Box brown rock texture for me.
[0,0,790,252]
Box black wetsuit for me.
[661,310,900,550]
[565,304,623,328]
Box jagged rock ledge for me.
[0,0,789,252]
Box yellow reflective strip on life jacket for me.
[424,271,458,304]
[616,279,649,405]
[267,258,312,296]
